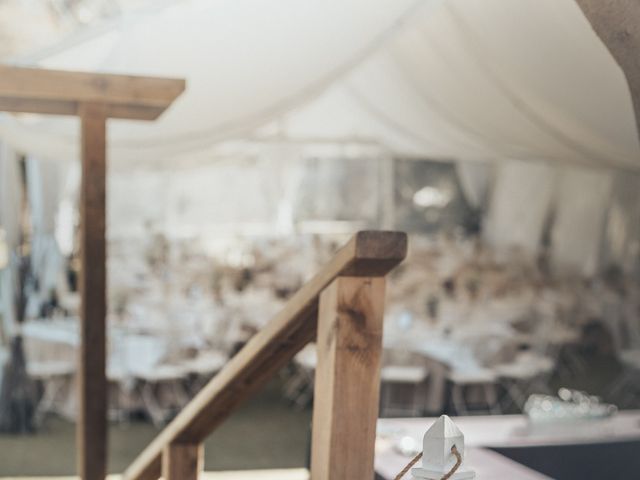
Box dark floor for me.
[0,381,312,476]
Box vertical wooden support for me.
[162,443,203,480]
[575,0,640,142]
[78,102,108,480]
[311,276,386,480]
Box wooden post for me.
[311,276,386,480]
[0,66,184,480]
[78,102,108,480]
[162,443,203,480]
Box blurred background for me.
[1,0,640,478]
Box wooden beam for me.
[0,96,167,120]
[123,231,407,480]
[77,102,108,480]
[575,0,640,141]
[310,276,385,480]
[0,65,186,107]
[0,96,77,116]
[162,443,203,480]
[107,104,168,121]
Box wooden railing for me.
[122,231,407,480]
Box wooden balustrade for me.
[123,231,407,480]
[0,64,185,480]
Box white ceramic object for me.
[412,415,476,479]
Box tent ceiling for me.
[0,0,162,60]
[276,0,640,169]
[0,0,638,170]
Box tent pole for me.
[78,102,108,480]
[575,0,640,142]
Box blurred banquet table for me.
[376,412,640,479]
[376,412,640,448]
[382,330,492,413]
[21,318,229,424]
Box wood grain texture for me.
[123,231,407,480]
[0,64,185,120]
[162,443,203,480]
[0,65,185,112]
[0,97,168,120]
[77,102,108,480]
[310,277,385,480]
[575,0,640,141]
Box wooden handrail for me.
[123,231,407,480]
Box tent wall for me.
[0,143,20,343]
[551,167,613,276]
[484,160,555,256]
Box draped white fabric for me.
[0,0,637,275]
[107,144,384,240]
[0,143,21,249]
[0,143,20,338]
[0,0,421,165]
[551,167,613,276]
[26,157,68,235]
[0,0,637,169]
[483,160,555,255]
[25,157,68,306]
[602,172,640,274]
[482,161,617,274]
[455,161,493,210]
[253,0,640,169]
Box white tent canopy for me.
[0,0,639,277]
[0,0,638,169]
[0,0,420,165]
